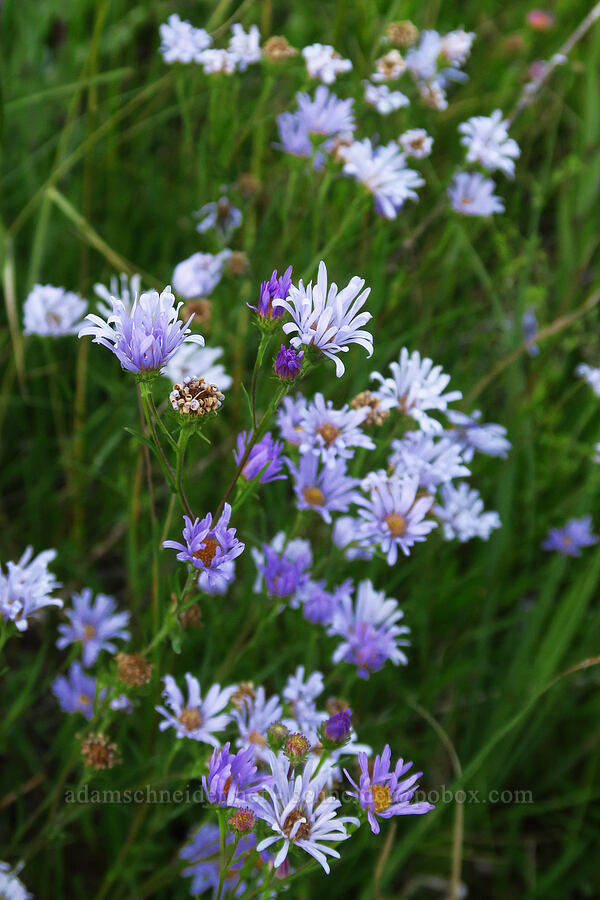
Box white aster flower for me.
[0,862,32,900]
[363,81,409,114]
[399,128,433,158]
[273,260,373,377]
[389,432,470,490]
[159,14,211,64]
[405,30,442,81]
[356,472,436,563]
[172,250,231,299]
[440,29,475,66]
[156,674,235,745]
[23,284,87,337]
[459,110,520,177]
[371,347,462,432]
[246,751,358,873]
[0,547,62,632]
[332,515,374,561]
[228,23,261,70]
[434,483,501,542]
[163,344,232,390]
[302,43,352,84]
[298,392,375,466]
[576,363,600,396]
[339,139,424,219]
[94,272,141,318]
[200,48,238,75]
[448,172,505,216]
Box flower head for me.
[448,172,505,216]
[234,431,286,483]
[0,547,61,632]
[252,533,312,599]
[56,589,130,666]
[172,250,231,299]
[363,81,409,114]
[388,432,470,491]
[542,516,599,557]
[273,260,373,377]
[298,392,375,466]
[228,808,256,834]
[249,266,293,320]
[434,483,501,542]
[445,409,511,462]
[297,85,355,136]
[287,454,361,524]
[328,580,410,679]
[275,344,304,380]
[459,110,520,177]
[202,742,272,807]
[195,196,242,239]
[156,674,235,745]
[399,128,433,158]
[246,751,359,873]
[340,139,424,219]
[372,49,406,81]
[231,686,283,760]
[163,506,245,590]
[302,43,352,84]
[356,473,436,563]
[344,745,434,833]
[159,14,211,64]
[23,284,87,337]
[228,23,261,70]
[78,285,204,375]
[169,376,224,417]
[277,395,308,445]
[52,661,104,720]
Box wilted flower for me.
[386,21,419,47]
[263,35,297,61]
[164,344,232,390]
[52,661,104,720]
[163,506,245,589]
[340,139,424,219]
[172,250,231,299]
[363,81,409,114]
[23,284,87,336]
[56,589,130,667]
[328,580,410,679]
[169,376,224,416]
[159,14,211,64]
[228,808,256,834]
[273,260,373,377]
[344,744,434,833]
[448,172,505,215]
[287,454,361,524]
[116,653,153,687]
[234,431,286,483]
[0,547,61,632]
[156,674,235,745]
[434,483,501,542]
[302,43,352,84]
[372,49,406,81]
[351,391,389,426]
[399,128,433,158]
[459,110,520,177]
[542,516,599,557]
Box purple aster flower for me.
[234,431,286,483]
[249,266,293,320]
[298,392,375,467]
[180,826,262,897]
[287,454,361,524]
[52,661,105,720]
[198,559,235,595]
[322,708,352,743]
[448,172,505,216]
[163,505,245,591]
[542,516,599,557]
[344,745,434,834]
[56,589,130,667]
[275,344,304,380]
[328,579,410,679]
[202,741,272,807]
[296,85,355,136]
[276,112,318,162]
[156,674,235,745]
[445,409,511,462]
[78,285,204,375]
[0,547,62,632]
[296,578,352,626]
[251,533,312,599]
[356,473,437,564]
[277,395,308,445]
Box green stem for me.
[175,429,193,518]
[148,386,178,450]
[215,812,228,900]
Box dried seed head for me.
[386,20,419,47]
[231,682,256,710]
[227,251,250,275]
[263,35,298,61]
[170,376,224,417]
[81,732,120,769]
[351,391,390,426]
[182,299,212,328]
[116,653,154,687]
[179,603,203,629]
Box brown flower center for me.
[193,537,220,567]
[79,693,91,706]
[178,707,202,731]
[371,784,392,813]
[282,807,311,842]
[302,486,326,507]
[316,423,340,446]
[384,513,407,537]
[83,624,96,642]
[248,729,267,747]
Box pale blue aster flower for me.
[52,661,104,720]
[56,589,130,667]
[328,579,410,679]
[172,250,231,299]
[0,547,62,632]
[231,685,283,761]
[276,395,308,445]
[23,284,87,337]
[542,516,599,557]
[180,826,261,897]
[156,674,235,745]
[228,23,261,70]
[94,272,141,318]
[287,454,361,524]
[0,861,32,900]
[448,172,505,216]
[159,14,211,64]
[344,744,434,834]
[445,409,511,462]
[434,483,501,541]
[332,516,374,561]
[339,139,424,219]
[195,196,242,239]
[576,363,600,396]
[459,110,520,177]
[388,432,470,491]
[163,343,233,391]
[296,85,355,136]
[363,81,409,114]
[356,473,437,563]
[302,43,352,84]
[298,392,375,467]
[276,112,319,163]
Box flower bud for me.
[267,721,290,751]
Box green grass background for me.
[2,0,600,897]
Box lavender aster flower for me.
[202,742,271,807]
[23,284,87,336]
[448,172,505,216]
[459,110,520,177]
[52,661,104,720]
[180,826,261,897]
[275,344,304,380]
[172,250,231,299]
[78,285,204,375]
[332,516,374,561]
[234,431,286,483]
[445,409,511,462]
[388,432,470,491]
[163,506,245,590]
[328,580,410,679]
[273,260,373,377]
[94,272,141,318]
[0,862,32,900]
[232,686,283,760]
[302,43,352,84]
[434,483,501,542]
[246,751,359,873]
[249,266,293,320]
[56,589,130,667]
[0,547,62,632]
[339,139,424,219]
[277,395,308,445]
[371,347,462,432]
[156,674,235,745]
[299,392,375,466]
[287,454,361,524]
[276,112,316,161]
[363,81,409,114]
[356,473,436,563]
[542,516,599,557]
[195,196,242,239]
[251,533,312,599]
[296,86,355,136]
[296,579,352,625]
[164,344,232,391]
[344,745,434,834]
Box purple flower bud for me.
[323,707,352,743]
[248,266,293,320]
[274,344,304,380]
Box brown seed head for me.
[170,377,224,417]
[116,653,154,687]
[81,732,120,769]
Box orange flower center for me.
[384,513,407,537]
[371,784,392,813]
[193,537,220,567]
[302,486,326,506]
[178,707,202,731]
[316,423,340,446]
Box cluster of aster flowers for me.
[160,16,261,73]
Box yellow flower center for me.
[371,784,392,813]
[384,513,407,537]
[302,486,326,506]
